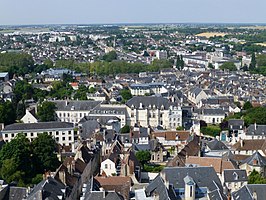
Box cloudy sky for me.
[0,0,266,25]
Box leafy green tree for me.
[200,125,221,137]
[256,54,266,67]
[0,101,16,125]
[0,134,31,183]
[37,101,57,122]
[13,80,34,102]
[74,85,88,100]
[120,89,132,102]
[208,63,214,69]
[219,62,237,71]
[103,51,117,62]
[248,170,266,184]
[120,125,130,133]
[32,133,61,174]
[243,101,253,110]
[249,53,257,71]
[244,107,266,125]
[136,150,151,166]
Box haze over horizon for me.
[0,0,266,25]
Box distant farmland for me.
[196,32,227,38]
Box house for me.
[95,176,131,200]
[129,82,168,96]
[20,107,38,123]
[51,100,102,124]
[130,125,150,144]
[1,122,76,151]
[126,96,182,129]
[198,108,226,124]
[232,184,266,200]
[167,135,200,167]
[80,177,124,200]
[187,87,208,105]
[239,151,266,177]
[54,143,100,200]
[101,140,140,179]
[227,119,245,143]
[142,166,227,200]
[244,124,266,140]
[152,130,190,149]
[0,72,9,82]
[27,177,66,200]
[186,156,236,179]
[222,169,248,192]
[231,139,266,156]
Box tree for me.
[136,151,151,166]
[249,52,257,71]
[208,63,214,69]
[120,89,132,102]
[219,62,237,71]
[0,101,16,125]
[200,125,221,137]
[31,133,61,174]
[244,107,266,125]
[37,101,57,122]
[120,125,130,133]
[0,134,31,184]
[103,51,117,62]
[243,101,253,110]
[248,170,266,184]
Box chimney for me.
[72,160,76,172]
[240,139,244,148]
[254,122,257,130]
[59,170,66,185]
[0,123,4,131]
[65,100,68,107]
[253,191,257,200]
[253,159,258,166]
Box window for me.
[11,133,14,138]
[5,134,8,138]
[56,131,59,135]
[105,164,108,169]
[68,131,71,135]
[31,133,34,137]
[62,132,65,135]
[69,136,72,141]
[62,137,65,141]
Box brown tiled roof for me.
[232,140,266,151]
[186,156,235,174]
[152,131,190,141]
[95,176,131,200]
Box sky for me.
[0,0,266,25]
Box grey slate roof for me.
[27,177,66,200]
[202,108,226,116]
[232,184,266,200]
[145,175,176,200]
[228,119,244,130]
[8,187,27,200]
[161,166,223,192]
[207,139,228,151]
[85,191,124,200]
[2,122,74,132]
[51,100,101,111]
[208,189,227,200]
[246,124,266,136]
[126,96,175,109]
[241,151,266,167]
[223,169,248,183]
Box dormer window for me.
[233,172,239,180]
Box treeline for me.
[0,52,34,77]
[0,133,60,186]
[53,58,173,76]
